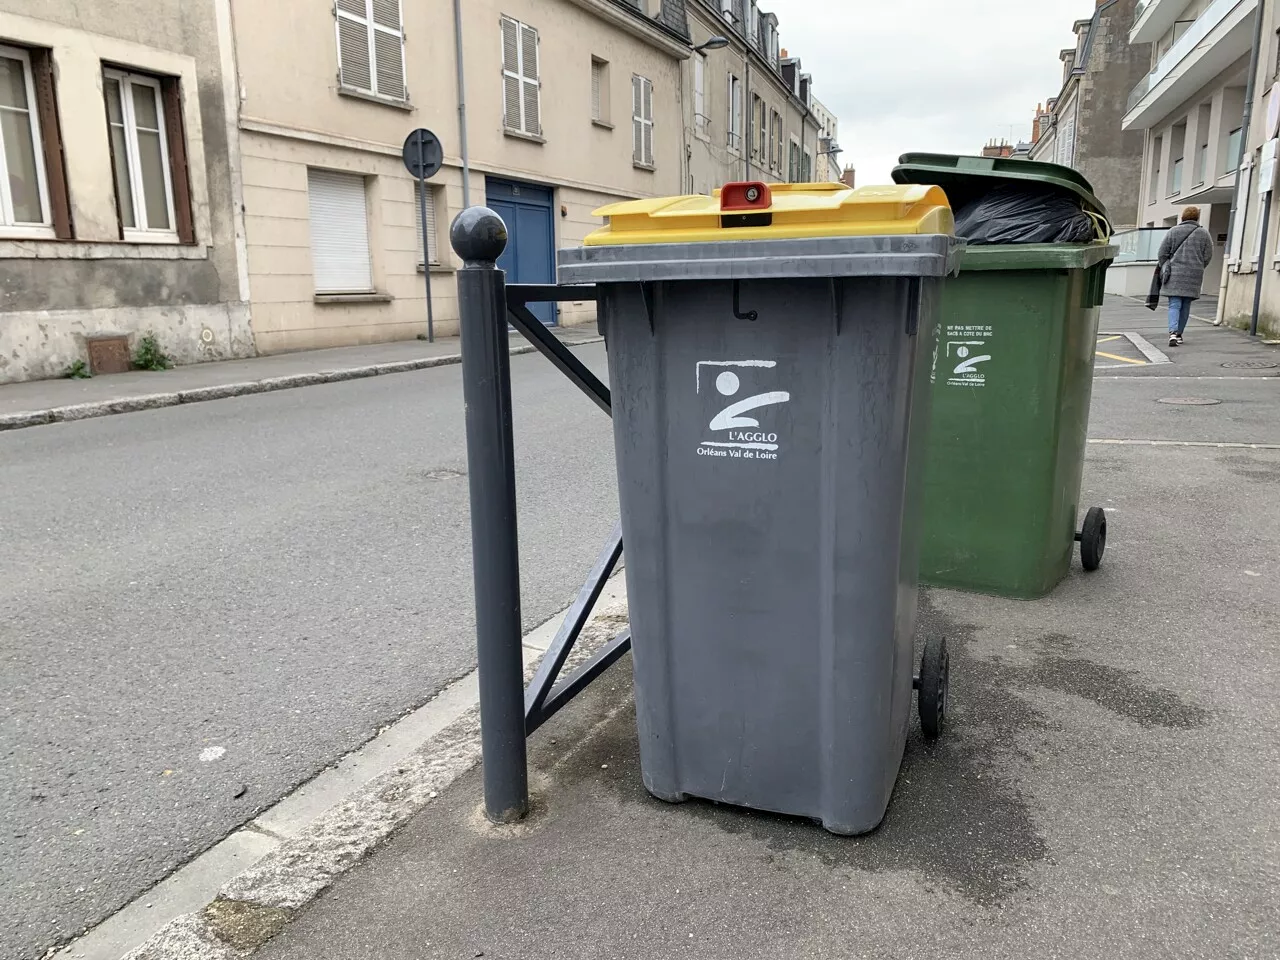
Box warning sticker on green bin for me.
[942,324,993,388]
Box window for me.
[801,148,812,182]
[307,168,372,293]
[413,180,439,265]
[769,110,782,170]
[632,75,653,167]
[727,74,741,150]
[694,54,707,138]
[335,0,406,101]
[1227,127,1244,170]
[720,0,733,21]
[1171,157,1183,195]
[104,68,192,242]
[747,0,758,42]
[0,45,63,238]
[788,139,801,182]
[591,58,609,124]
[1194,142,1208,185]
[502,16,540,137]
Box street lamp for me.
[694,36,730,53]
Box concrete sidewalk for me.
[1101,294,1280,378]
[244,441,1278,960]
[0,326,602,430]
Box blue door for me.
[486,178,556,325]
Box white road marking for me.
[1089,439,1280,450]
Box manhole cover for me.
[1221,359,1279,369]
[1158,397,1221,406]
[421,468,466,481]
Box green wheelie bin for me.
[892,153,1118,600]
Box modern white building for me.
[1122,0,1261,294]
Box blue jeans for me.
[1168,295,1193,337]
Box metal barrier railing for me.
[453,207,628,823]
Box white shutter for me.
[632,76,643,164]
[335,4,372,92]
[371,0,406,102]
[1230,158,1253,265]
[1250,179,1266,266]
[374,30,405,99]
[337,0,403,99]
[694,55,706,136]
[370,0,399,29]
[414,181,438,265]
[642,78,654,167]
[520,23,540,135]
[501,17,521,129]
[733,79,741,144]
[308,169,372,293]
[591,60,602,121]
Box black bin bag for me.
[954,183,1097,245]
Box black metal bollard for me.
[451,206,529,823]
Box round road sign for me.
[402,128,443,180]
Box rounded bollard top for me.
[451,206,508,265]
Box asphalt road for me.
[0,344,617,960]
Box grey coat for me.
[1157,221,1214,299]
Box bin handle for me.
[732,280,758,322]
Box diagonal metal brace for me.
[524,520,623,729]
[526,629,632,735]
[506,296,611,415]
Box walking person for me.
[1157,207,1214,347]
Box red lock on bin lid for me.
[720,181,771,212]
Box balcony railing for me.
[1113,226,1171,262]
[1127,0,1248,113]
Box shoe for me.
[1175,334,1185,345]
[1169,334,1179,347]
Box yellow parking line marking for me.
[1096,350,1147,365]
[1096,335,1124,344]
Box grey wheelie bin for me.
[557,181,960,835]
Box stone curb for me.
[0,337,604,433]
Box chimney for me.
[840,166,856,189]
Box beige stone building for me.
[0,0,840,379]
[231,0,690,348]
[683,0,821,195]
[0,0,251,383]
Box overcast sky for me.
[761,0,1096,183]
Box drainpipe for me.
[1216,2,1265,326]
[452,0,472,207]
[744,52,752,180]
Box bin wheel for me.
[918,636,949,740]
[1079,506,1107,572]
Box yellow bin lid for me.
[583,181,954,246]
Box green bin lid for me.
[891,152,1110,228]
[956,241,1118,271]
